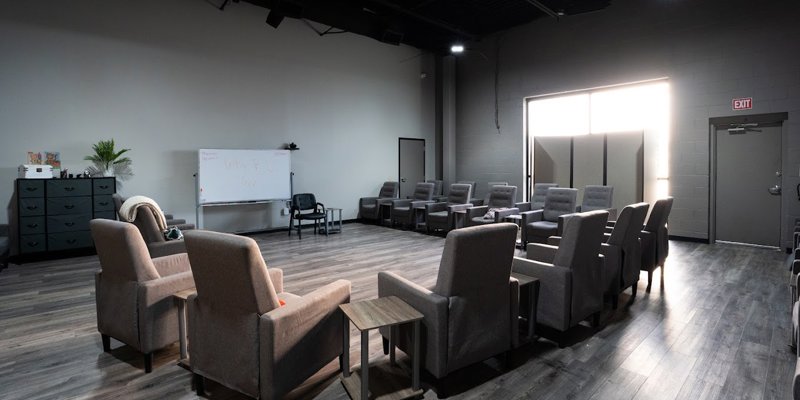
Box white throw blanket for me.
[119,195,168,232]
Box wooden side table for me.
[339,296,424,400]
[511,272,540,345]
[173,288,197,366]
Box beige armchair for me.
[130,206,188,258]
[113,193,193,228]
[377,223,519,379]
[640,197,673,292]
[513,210,608,344]
[465,185,519,227]
[184,230,351,399]
[90,219,195,373]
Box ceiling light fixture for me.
[450,44,464,54]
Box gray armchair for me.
[512,210,608,340]
[577,185,617,220]
[516,183,559,212]
[604,203,649,308]
[465,185,519,227]
[184,230,351,399]
[425,183,473,233]
[640,197,674,292]
[90,219,195,373]
[522,188,578,245]
[359,181,399,222]
[377,223,519,379]
[426,179,443,197]
[129,206,188,258]
[390,182,435,228]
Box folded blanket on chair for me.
[119,195,168,232]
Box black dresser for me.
[15,177,116,256]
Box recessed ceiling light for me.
[450,44,464,54]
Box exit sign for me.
[732,97,753,110]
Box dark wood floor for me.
[0,223,794,399]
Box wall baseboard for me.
[669,235,710,244]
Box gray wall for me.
[0,0,436,230]
[456,0,800,240]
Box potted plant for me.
[85,139,133,178]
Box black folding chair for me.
[289,193,326,239]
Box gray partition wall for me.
[572,135,605,202]
[606,132,644,213]
[533,136,571,188]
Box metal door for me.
[399,138,425,198]
[715,124,782,246]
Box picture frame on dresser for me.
[11,177,116,261]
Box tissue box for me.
[18,164,53,179]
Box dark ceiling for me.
[231,0,612,53]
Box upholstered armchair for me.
[184,230,351,400]
[521,188,578,245]
[129,206,188,258]
[465,185,519,227]
[602,203,649,308]
[640,197,674,292]
[113,193,193,228]
[512,210,608,341]
[90,219,195,373]
[359,181,399,222]
[516,183,559,212]
[577,185,617,220]
[377,223,519,379]
[425,183,473,233]
[426,179,444,197]
[390,182,435,228]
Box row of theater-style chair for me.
[89,200,673,398]
[788,220,800,398]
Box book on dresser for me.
[11,177,116,258]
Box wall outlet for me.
[281,207,290,216]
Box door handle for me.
[400,177,407,183]
[768,185,781,195]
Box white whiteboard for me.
[198,149,291,204]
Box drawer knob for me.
[99,201,109,206]
[26,205,38,210]
[27,223,38,228]
[64,187,75,191]
[99,185,109,189]
[27,241,39,247]
[64,205,75,209]
[25,187,37,192]
[65,222,75,227]
[66,239,77,244]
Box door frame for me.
[708,112,788,245]
[398,138,426,198]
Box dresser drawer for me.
[20,216,46,235]
[46,179,91,197]
[94,195,114,211]
[47,213,91,233]
[93,211,117,220]
[18,180,45,198]
[19,198,45,216]
[19,234,46,254]
[93,178,115,195]
[47,196,92,215]
[48,231,93,251]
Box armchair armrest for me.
[269,268,284,294]
[377,271,448,373]
[792,260,800,275]
[425,202,448,214]
[152,252,191,277]
[600,243,622,293]
[466,205,489,221]
[516,202,532,212]
[410,200,435,208]
[520,210,544,227]
[470,198,484,206]
[527,243,558,264]
[359,196,378,206]
[494,207,520,222]
[511,257,572,331]
[391,199,412,209]
[316,202,326,213]
[139,270,195,307]
[546,236,562,246]
[147,240,187,259]
[447,203,473,212]
[259,279,351,389]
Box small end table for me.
[339,296,424,400]
[504,214,524,248]
[453,210,467,229]
[511,272,540,345]
[320,207,343,234]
